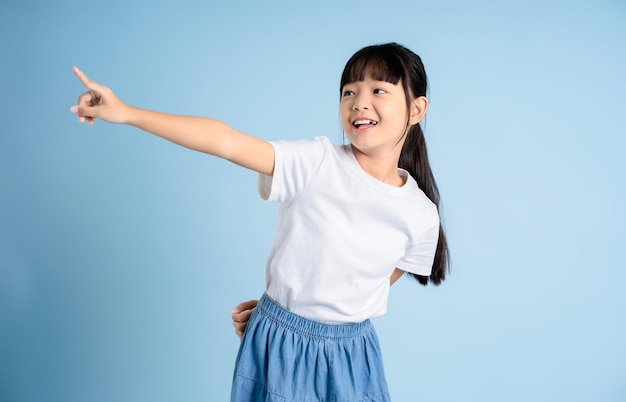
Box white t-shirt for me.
[258,136,439,323]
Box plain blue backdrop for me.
[1,1,625,401]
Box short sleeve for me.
[396,210,440,276]
[258,137,327,202]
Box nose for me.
[352,93,371,111]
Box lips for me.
[352,119,378,129]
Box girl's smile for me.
[352,118,378,130]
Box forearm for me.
[390,268,404,285]
[125,107,233,157]
[123,107,274,175]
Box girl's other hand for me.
[231,299,258,340]
[70,66,130,125]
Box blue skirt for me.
[231,294,391,402]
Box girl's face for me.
[340,76,413,157]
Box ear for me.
[409,96,428,126]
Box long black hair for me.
[340,43,450,285]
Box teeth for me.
[353,119,377,127]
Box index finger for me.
[72,66,101,91]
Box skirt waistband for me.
[256,293,372,340]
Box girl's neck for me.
[350,145,405,187]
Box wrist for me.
[122,105,141,126]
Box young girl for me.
[71,42,449,402]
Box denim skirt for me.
[231,293,391,402]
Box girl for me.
[71,42,449,402]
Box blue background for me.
[1,1,625,401]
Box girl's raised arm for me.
[70,67,275,176]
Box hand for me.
[70,66,130,125]
[231,299,258,340]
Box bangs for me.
[340,45,406,90]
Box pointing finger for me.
[72,66,91,87]
[72,66,105,92]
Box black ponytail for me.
[341,43,450,286]
[399,123,449,285]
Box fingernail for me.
[70,106,78,114]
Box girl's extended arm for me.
[70,67,274,176]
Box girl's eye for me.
[343,90,355,97]
[373,88,386,94]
